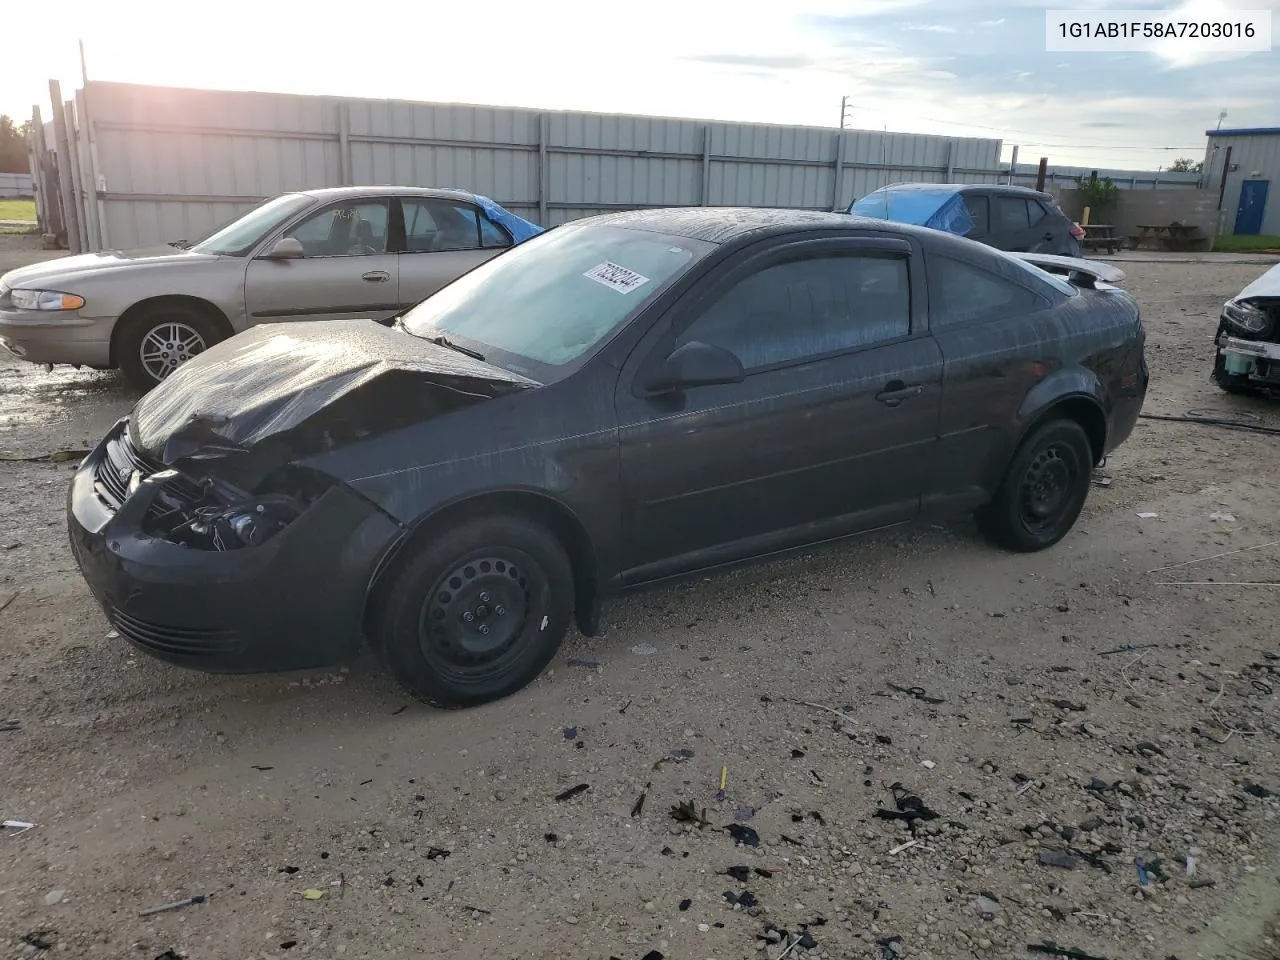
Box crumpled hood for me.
[131,319,537,464]
[1236,261,1280,302]
[1,246,218,287]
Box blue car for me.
[849,183,1083,258]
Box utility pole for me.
[79,39,88,85]
[839,96,853,130]
[1216,110,1227,131]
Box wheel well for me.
[365,491,599,630]
[1027,396,1107,465]
[110,296,234,367]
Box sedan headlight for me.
[10,289,86,311]
[1223,299,1274,337]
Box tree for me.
[1169,157,1203,174]
[0,115,32,173]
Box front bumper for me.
[66,420,401,673]
[0,308,115,367]
[1218,332,1280,384]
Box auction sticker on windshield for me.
[583,261,651,294]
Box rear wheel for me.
[117,305,224,392]
[978,419,1093,552]
[372,514,574,708]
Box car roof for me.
[872,182,1053,202]
[572,206,942,244]
[294,185,482,204]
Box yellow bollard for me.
[1082,205,1091,227]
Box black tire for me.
[372,514,574,708]
[977,419,1093,552]
[116,304,225,392]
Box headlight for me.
[1223,300,1274,337]
[10,289,86,311]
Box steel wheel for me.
[418,550,537,687]
[1017,443,1078,536]
[139,321,208,382]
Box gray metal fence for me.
[33,80,1198,253]
[41,81,1007,252]
[0,172,34,200]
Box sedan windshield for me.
[402,224,714,378]
[190,194,317,256]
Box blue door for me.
[1234,179,1270,235]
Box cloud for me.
[901,23,958,32]
[684,53,817,69]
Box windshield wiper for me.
[426,334,485,362]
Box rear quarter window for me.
[928,253,1053,330]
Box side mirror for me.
[645,340,745,394]
[263,236,304,260]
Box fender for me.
[1012,366,1109,462]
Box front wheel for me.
[372,514,574,708]
[977,419,1093,552]
[116,305,224,392]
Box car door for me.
[395,196,511,309]
[1025,198,1070,254]
[989,194,1041,251]
[962,193,991,245]
[923,245,1061,509]
[243,197,399,324]
[613,235,943,582]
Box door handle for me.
[361,270,391,283]
[875,380,923,407]
[1042,232,1055,241]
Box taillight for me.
[1070,223,1085,239]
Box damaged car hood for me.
[131,319,538,463]
[1235,261,1280,302]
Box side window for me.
[930,254,1046,329]
[963,195,989,236]
[479,216,513,249]
[1027,201,1048,227]
[993,196,1030,232]
[283,200,389,257]
[676,253,911,372]
[402,199,482,253]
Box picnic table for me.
[1130,223,1206,252]
[1080,224,1118,254]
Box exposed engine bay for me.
[94,423,333,552]
[1214,295,1280,396]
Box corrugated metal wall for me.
[61,81,1009,251]
[1009,163,1199,191]
[1202,132,1280,236]
[0,172,34,199]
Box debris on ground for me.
[886,682,945,704]
[563,726,578,740]
[669,800,709,827]
[3,819,36,833]
[554,783,590,802]
[873,783,940,835]
[565,658,601,669]
[425,846,451,860]
[20,931,55,950]
[1038,850,1079,870]
[652,748,695,771]
[1026,941,1112,960]
[137,894,206,917]
[301,888,325,900]
[631,644,657,656]
[631,784,649,817]
[726,824,760,847]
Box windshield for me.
[402,224,715,378]
[190,194,317,256]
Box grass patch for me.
[1212,233,1280,252]
[0,198,36,222]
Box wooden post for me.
[63,100,88,253]
[1035,157,1047,192]
[48,80,81,253]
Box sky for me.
[3,0,1277,171]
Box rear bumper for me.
[0,308,115,367]
[66,421,401,673]
[1107,349,1149,453]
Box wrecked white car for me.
[1214,262,1280,398]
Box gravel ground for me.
[2,235,1280,960]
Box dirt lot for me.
[2,235,1279,960]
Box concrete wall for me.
[1054,188,1220,242]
